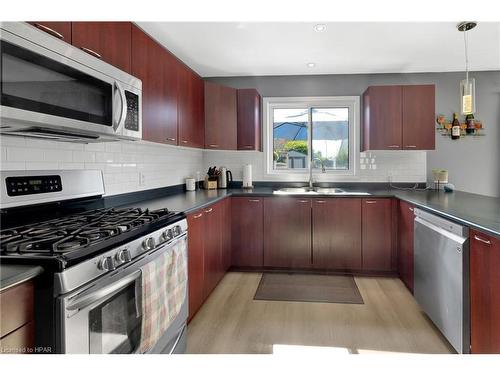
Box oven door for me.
[58,235,187,354]
[0,25,140,140]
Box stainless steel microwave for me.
[0,22,142,142]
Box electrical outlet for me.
[138,172,146,187]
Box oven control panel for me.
[6,175,62,196]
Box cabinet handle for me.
[474,235,491,245]
[405,145,417,148]
[409,207,414,212]
[166,137,176,142]
[298,200,309,203]
[365,200,377,204]
[204,207,213,213]
[33,23,64,40]
[315,200,326,203]
[181,140,188,144]
[248,199,260,202]
[193,213,203,219]
[80,47,102,59]
[208,144,219,148]
[242,145,253,149]
[387,145,400,148]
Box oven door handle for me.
[66,270,141,311]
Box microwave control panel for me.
[124,91,139,131]
[6,175,62,196]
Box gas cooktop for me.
[0,207,184,270]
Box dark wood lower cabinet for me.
[397,200,415,292]
[470,229,500,353]
[263,197,312,268]
[187,209,205,321]
[202,203,222,299]
[312,198,362,270]
[231,197,264,267]
[362,198,393,271]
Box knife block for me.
[204,176,218,190]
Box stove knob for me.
[162,229,173,241]
[98,256,115,271]
[173,225,182,236]
[115,248,132,263]
[142,237,155,251]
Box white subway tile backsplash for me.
[73,151,96,163]
[44,149,73,163]
[1,161,26,170]
[25,162,59,170]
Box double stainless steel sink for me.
[273,187,371,195]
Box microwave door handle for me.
[66,270,141,311]
[113,81,127,132]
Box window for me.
[264,96,360,178]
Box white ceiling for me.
[136,22,500,77]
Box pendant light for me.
[457,21,477,115]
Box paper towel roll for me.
[242,164,253,188]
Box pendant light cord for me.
[464,28,469,82]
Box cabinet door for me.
[362,86,402,150]
[263,198,311,268]
[362,198,393,271]
[205,82,237,150]
[71,22,132,73]
[231,197,264,267]
[187,210,205,321]
[470,229,500,353]
[28,22,72,43]
[221,197,232,272]
[312,198,362,270]
[402,85,435,150]
[202,204,222,298]
[178,65,205,148]
[131,26,178,145]
[237,89,261,151]
[397,200,415,292]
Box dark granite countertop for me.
[119,187,500,237]
[0,264,43,292]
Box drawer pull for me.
[181,140,188,144]
[208,144,219,148]
[193,213,203,219]
[80,47,102,59]
[405,145,417,148]
[204,207,213,213]
[298,200,309,203]
[166,137,176,142]
[33,23,64,40]
[474,235,491,245]
[365,200,377,204]
[387,145,400,148]
[409,207,414,212]
[315,200,326,203]
[242,145,253,149]
[248,199,260,202]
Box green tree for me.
[283,140,308,155]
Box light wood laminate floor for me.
[186,272,454,354]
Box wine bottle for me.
[465,113,475,135]
[451,113,461,140]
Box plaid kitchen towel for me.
[136,239,187,353]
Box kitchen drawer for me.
[0,281,34,338]
[0,322,34,354]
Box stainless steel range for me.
[0,170,188,354]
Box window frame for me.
[263,96,360,181]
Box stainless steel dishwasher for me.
[413,208,469,353]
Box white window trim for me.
[262,96,360,181]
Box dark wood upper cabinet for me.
[263,197,311,268]
[178,65,205,148]
[312,198,362,270]
[131,25,178,145]
[402,85,435,150]
[397,200,415,292]
[187,209,205,321]
[363,85,402,151]
[28,22,72,43]
[362,198,393,271]
[205,82,237,150]
[237,88,262,151]
[363,84,435,151]
[231,197,264,267]
[71,22,132,73]
[470,229,500,354]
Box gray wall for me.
[208,71,500,197]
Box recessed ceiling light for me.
[314,24,326,32]
[307,62,316,68]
